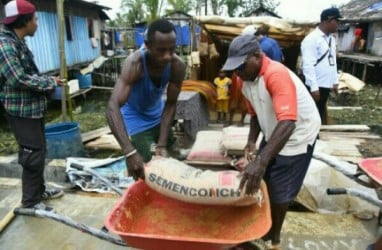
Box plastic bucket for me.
[45,122,85,159]
[74,72,92,89]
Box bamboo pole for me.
[0,202,21,233]
[56,0,73,121]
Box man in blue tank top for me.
[106,19,186,181]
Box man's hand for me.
[155,146,169,157]
[238,157,266,196]
[311,90,320,102]
[126,153,145,181]
[54,77,65,86]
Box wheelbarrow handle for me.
[327,188,347,195]
[14,207,36,216]
[70,162,84,171]
[13,207,127,246]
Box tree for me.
[145,0,161,22]
[210,0,225,15]
[165,0,195,14]
[121,0,145,25]
[121,0,165,24]
[240,0,280,17]
[225,0,242,17]
[206,0,280,17]
[107,13,130,28]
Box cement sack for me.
[186,130,232,164]
[145,157,263,206]
[221,126,249,156]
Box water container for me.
[45,122,85,159]
[74,72,92,89]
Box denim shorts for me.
[262,143,315,204]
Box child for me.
[213,70,231,123]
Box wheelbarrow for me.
[323,157,382,223]
[13,162,272,250]
[317,155,382,249]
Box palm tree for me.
[225,0,242,17]
[144,0,161,22]
[121,0,164,24]
[210,0,225,15]
[240,0,280,17]
[165,0,195,14]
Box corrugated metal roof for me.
[25,11,101,73]
[340,0,382,22]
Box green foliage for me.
[165,0,195,14]
[225,0,241,17]
[240,0,280,17]
[210,0,225,15]
[121,0,146,25]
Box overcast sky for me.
[89,0,351,22]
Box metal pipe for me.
[14,208,127,247]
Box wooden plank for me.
[84,134,120,150]
[81,126,111,143]
[320,125,370,132]
[0,178,21,187]
[320,131,380,140]
[328,106,362,110]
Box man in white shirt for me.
[301,7,342,124]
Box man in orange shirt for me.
[223,34,320,249]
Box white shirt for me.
[301,27,339,92]
[241,57,321,156]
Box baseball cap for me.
[320,7,343,21]
[2,0,36,25]
[222,34,261,71]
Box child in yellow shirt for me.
[213,70,231,123]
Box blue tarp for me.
[134,25,192,47]
[135,27,146,47]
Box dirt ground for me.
[359,138,382,158]
[328,83,382,158]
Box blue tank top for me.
[120,49,171,136]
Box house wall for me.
[25,11,101,73]
[370,21,382,56]
[0,0,106,73]
[338,26,355,52]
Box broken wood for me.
[81,126,111,143]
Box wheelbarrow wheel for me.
[233,239,269,250]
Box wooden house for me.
[336,0,382,83]
[339,0,382,56]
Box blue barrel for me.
[45,122,85,159]
[74,72,92,89]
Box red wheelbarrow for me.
[104,179,271,250]
[14,163,271,250]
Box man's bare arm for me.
[106,52,141,155]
